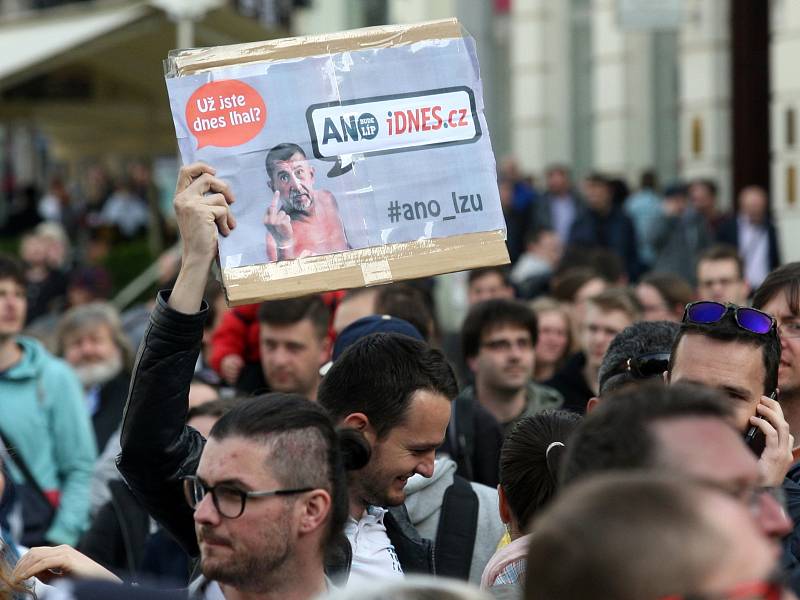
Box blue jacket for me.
[0,337,97,545]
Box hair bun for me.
[337,428,371,471]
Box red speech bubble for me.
[185,80,267,149]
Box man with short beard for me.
[55,302,133,451]
[263,143,349,262]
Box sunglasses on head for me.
[682,301,776,335]
[607,352,671,381]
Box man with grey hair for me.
[55,302,133,452]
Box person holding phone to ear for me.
[666,301,794,486]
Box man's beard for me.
[355,461,408,508]
[286,190,313,215]
[74,354,122,388]
[199,513,293,592]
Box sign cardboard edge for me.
[220,230,509,305]
[171,18,464,76]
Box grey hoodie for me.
[404,457,505,584]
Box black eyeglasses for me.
[182,475,313,519]
[607,352,671,381]
[683,301,776,335]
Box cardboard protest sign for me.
[165,19,509,304]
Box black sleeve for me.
[117,291,208,557]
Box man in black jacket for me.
[117,162,448,591]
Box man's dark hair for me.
[667,309,780,396]
[0,253,26,289]
[524,227,556,247]
[318,333,458,438]
[753,262,800,317]
[468,266,511,288]
[640,169,658,191]
[584,172,610,187]
[639,272,694,312]
[663,181,688,198]
[265,142,307,181]
[500,410,581,530]
[461,299,538,360]
[557,249,623,285]
[550,267,604,303]
[257,295,330,340]
[560,382,733,487]
[187,398,240,423]
[697,244,745,280]
[545,164,570,178]
[374,283,434,341]
[690,177,718,197]
[598,321,680,396]
[210,393,369,548]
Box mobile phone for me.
[744,390,778,457]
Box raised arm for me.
[117,163,235,554]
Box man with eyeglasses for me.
[754,263,800,458]
[117,163,366,599]
[441,299,560,489]
[561,383,793,544]
[665,301,800,589]
[526,472,791,600]
[184,395,363,599]
[696,244,751,306]
[458,299,562,437]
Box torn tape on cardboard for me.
[164,18,509,303]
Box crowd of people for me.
[0,157,796,599]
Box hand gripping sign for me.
[307,86,481,177]
[165,19,509,305]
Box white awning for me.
[0,3,151,85]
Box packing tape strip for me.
[361,260,393,286]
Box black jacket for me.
[545,352,595,414]
[716,216,781,275]
[78,479,150,580]
[117,291,434,577]
[94,372,131,452]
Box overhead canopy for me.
[0,0,284,161]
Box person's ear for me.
[497,485,512,525]
[297,489,331,536]
[309,164,315,182]
[319,335,332,365]
[586,396,600,413]
[268,178,274,192]
[342,413,376,444]
[466,356,478,375]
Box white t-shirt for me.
[344,506,404,586]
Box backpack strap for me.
[434,474,479,580]
[0,428,47,502]
[451,394,476,481]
